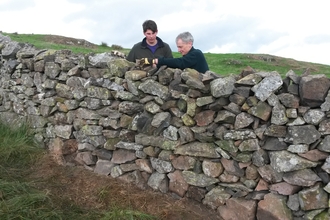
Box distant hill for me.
[3,32,330,77]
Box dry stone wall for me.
[1,33,330,219]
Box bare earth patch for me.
[44,35,98,48]
[28,154,222,220]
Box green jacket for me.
[126,37,173,62]
[157,47,209,73]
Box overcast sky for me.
[1,0,330,65]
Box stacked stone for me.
[1,33,330,219]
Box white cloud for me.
[1,0,88,39]
[1,0,329,65]
[206,43,238,54]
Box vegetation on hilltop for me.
[3,32,330,77]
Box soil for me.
[44,35,98,49]
[28,153,222,220]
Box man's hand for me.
[139,58,154,66]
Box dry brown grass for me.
[27,153,222,220]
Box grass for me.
[175,52,330,77]
[3,33,130,55]
[0,121,156,220]
[0,122,38,169]
[0,180,61,220]
[100,207,157,220]
[0,121,60,220]
[3,32,330,77]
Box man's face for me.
[144,29,157,45]
[176,39,192,55]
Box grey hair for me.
[176,31,194,44]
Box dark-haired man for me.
[126,20,173,62]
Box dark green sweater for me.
[157,47,209,73]
[126,37,173,62]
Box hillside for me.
[3,32,330,77]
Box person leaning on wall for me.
[140,31,209,73]
[126,20,173,62]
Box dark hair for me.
[142,20,158,33]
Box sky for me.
[1,0,330,65]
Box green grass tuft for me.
[101,207,157,220]
[0,182,61,220]
[0,122,41,168]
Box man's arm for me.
[156,52,198,69]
